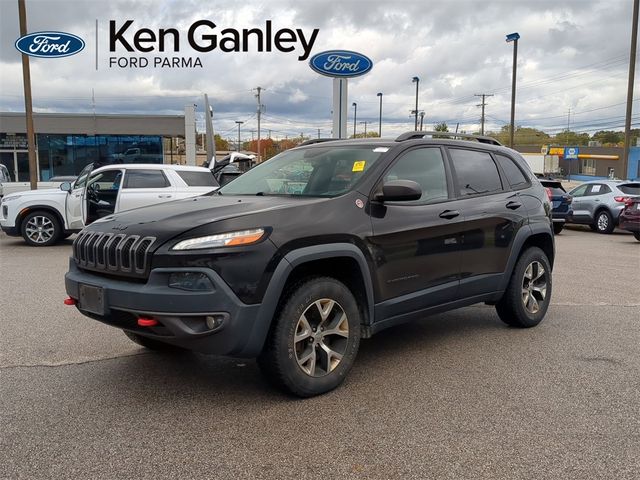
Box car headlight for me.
[171,228,266,251]
[2,195,22,202]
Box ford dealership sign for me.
[309,50,373,78]
[15,31,85,58]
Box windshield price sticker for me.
[352,161,366,172]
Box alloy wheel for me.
[294,298,349,377]
[597,213,609,231]
[24,215,55,244]
[521,261,548,314]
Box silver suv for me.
[567,180,640,233]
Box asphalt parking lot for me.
[1,227,638,479]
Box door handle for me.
[506,201,522,210]
[439,210,460,219]
[158,194,173,198]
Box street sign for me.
[564,147,579,159]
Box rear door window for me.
[449,148,503,196]
[586,184,611,196]
[123,170,170,189]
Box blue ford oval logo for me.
[15,31,85,58]
[309,50,373,78]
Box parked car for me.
[65,132,555,397]
[0,164,219,246]
[540,179,572,234]
[566,180,640,233]
[619,197,640,241]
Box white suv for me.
[0,164,219,246]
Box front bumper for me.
[65,259,263,356]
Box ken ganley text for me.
[108,20,320,68]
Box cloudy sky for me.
[0,0,637,141]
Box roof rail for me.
[297,138,339,147]
[395,131,502,146]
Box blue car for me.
[541,179,573,234]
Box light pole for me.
[377,92,383,137]
[235,120,244,151]
[352,102,357,137]
[419,111,425,131]
[506,32,520,148]
[622,0,639,180]
[412,76,420,131]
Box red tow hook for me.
[137,317,159,327]
[64,297,77,306]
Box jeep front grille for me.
[73,231,156,277]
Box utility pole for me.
[254,86,263,163]
[18,0,37,189]
[317,128,320,139]
[360,121,368,136]
[506,32,520,148]
[475,93,493,135]
[412,77,420,130]
[352,102,357,137]
[566,107,571,146]
[623,0,639,180]
[235,121,243,152]
[419,112,425,131]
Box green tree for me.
[591,130,623,146]
[433,122,449,132]
[214,134,229,151]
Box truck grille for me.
[73,231,156,277]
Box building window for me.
[581,158,596,176]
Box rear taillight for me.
[614,196,628,203]
[545,188,553,201]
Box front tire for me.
[553,223,564,235]
[21,211,61,246]
[593,210,614,234]
[496,247,552,328]
[258,277,361,397]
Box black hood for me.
[84,193,324,245]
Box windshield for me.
[219,146,386,196]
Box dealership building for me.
[0,108,197,181]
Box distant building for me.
[515,145,639,180]
[0,111,192,181]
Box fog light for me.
[204,314,225,330]
[168,272,214,291]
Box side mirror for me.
[60,181,72,193]
[376,179,422,202]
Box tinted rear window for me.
[123,170,169,189]
[177,170,218,187]
[618,183,640,195]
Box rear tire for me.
[123,331,184,352]
[593,210,614,234]
[496,247,552,328]
[258,277,361,397]
[21,211,61,247]
[634,232,640,242]
[553,223,564,235]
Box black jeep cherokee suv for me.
[65,132,554,397]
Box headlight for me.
[171,228,266,251]
[2,195,22,202]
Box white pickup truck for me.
[0,163,219,246]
